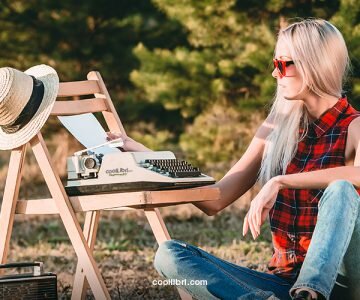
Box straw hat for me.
[0,64,59,150]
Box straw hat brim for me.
[0,64,59,150]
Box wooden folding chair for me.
[0,71,220,299]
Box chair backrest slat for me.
[58,80,101,97]
[51,98,107,116]
[87,71,126,134]
[52,71,126,135]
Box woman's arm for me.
[106,117,274,217]
[275,116,360,189]
[243,116,360,239]
[275,166,360,190]
[194,118,274,216]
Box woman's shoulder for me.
[346,115,360,150]
[337,103,360,127]
[347,115,360,133]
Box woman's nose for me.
[272,68,279,79]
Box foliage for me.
[0,0,187,137]
[131,0,360,173]
[131,0,276,118]
[0,0,358,175]
[331,0,360,109]
[180,104,265,179]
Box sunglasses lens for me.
[273,59,285,77]
[277,61,284,76]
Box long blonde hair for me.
[258,19,350,185]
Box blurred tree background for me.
[0,0,359,179]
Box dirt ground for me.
[5,204,273,300]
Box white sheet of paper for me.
[58,113,120,155]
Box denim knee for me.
[326,180,353,193]
[319,180,356,209]
[154,239,187,278]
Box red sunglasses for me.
[273,59,294,78]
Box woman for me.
[108,19,360,300]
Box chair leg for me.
[72,211,101,300]
[30,134,110,299]
[0,145,26,274]
[143,208,170,244]
[144,208,193,300]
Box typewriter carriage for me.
[67,152,102,179]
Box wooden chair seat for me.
[16,188,220,214]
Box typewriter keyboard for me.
[140,159,202,178]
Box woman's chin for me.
[283,95,297,100]
[283,91,304,100]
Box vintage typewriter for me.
[65,141,215,196]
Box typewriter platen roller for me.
[65,151,215,196]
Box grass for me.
[7,206,273,299]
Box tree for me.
[0,0,187,134]
[130,0,360,176]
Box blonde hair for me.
[258,19,350,185]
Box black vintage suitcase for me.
[0,262,57,300]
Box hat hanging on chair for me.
[0,64,59,150]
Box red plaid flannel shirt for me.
[267,97,360,281]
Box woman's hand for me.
[242,176,283,240]
[106,132,152,152]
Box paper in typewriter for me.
[58,113,120,155]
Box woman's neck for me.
[302,93,339,121]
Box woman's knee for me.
[326,180,354,193]
[320,180,358,209]
[154,239,188,278]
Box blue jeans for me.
[290,180,360,300]
[154,180,360,300]
[154,241,292,299]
